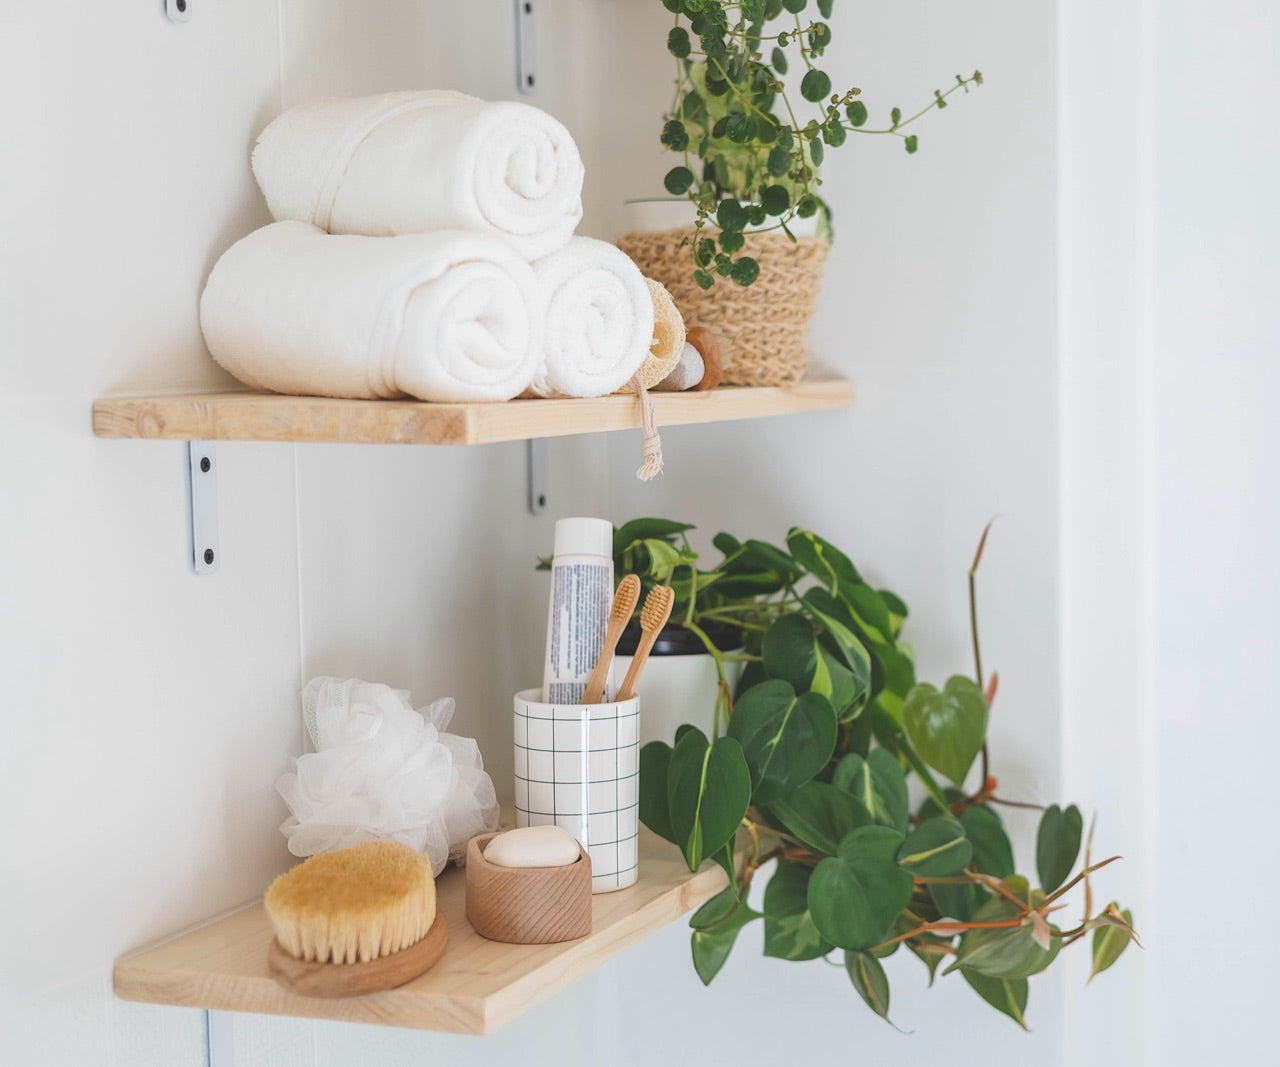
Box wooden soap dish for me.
[267,914,448,998]
[465,832,592,944]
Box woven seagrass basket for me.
[616,226,829,387]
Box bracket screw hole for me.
[199,457,211,473]
[537,494,546,508]
[203,549,214,565]
[177,0,187,12]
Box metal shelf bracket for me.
[515,1,537,94]
[186,442,220,575]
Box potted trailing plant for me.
[617,0,982,387]
[615,518,1137,1027]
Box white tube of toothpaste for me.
[541,517,614,704]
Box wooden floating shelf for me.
[92,367,851,446]
[113,828,728,1035]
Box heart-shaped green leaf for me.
[761,614,861,718]
[727,680,837,804]
[689,886,761,985]
[763,861,832,961]
[903,676,989,785]
[667,728,751,871]
[962,969,1029,1030]
[808,826,914,950]
[767,779,870,856]
[845,950,893,1023]
[1090,904,1136,981]
[947,893,1061,980]
[639,740,676,845]
[960,804,1016,878]
[897,815,973,877]
[831,749,908,833]
[801,588,873,699]
[786,528,863,587]
[1036,803,1083,893]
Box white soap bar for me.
[653,343,705,391]
[484,825,581,868]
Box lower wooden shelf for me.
[91,366,852,445]
[113,828,726,1035]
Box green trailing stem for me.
[656,0,983,287]
[581,516,1139,1027]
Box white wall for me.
[4,1,1274,1065]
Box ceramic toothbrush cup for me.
[513,688,640,893]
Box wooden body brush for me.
[581,573,641,704]
[616,585,675,701]
[264,840,447,998]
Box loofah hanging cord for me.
[631,373,664,481]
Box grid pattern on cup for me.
[514,695,640,892]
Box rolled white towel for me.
[200,221,543,403]
[252,90,584,259]
[528,237,654,398]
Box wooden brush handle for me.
[582,615,628,705]
[616,628,660,702]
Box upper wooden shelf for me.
[92,367,851,446]
[114,827,727,1035]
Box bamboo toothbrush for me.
[582,574,641,704]
[616,585,675,702]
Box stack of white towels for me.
[200,91,654,403]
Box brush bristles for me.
[264,841,436,965]
[641,585,674,631]
[611,574,641,623]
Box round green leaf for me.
[771,46,788,74]
[808,137,825,166]
[716,198,749,231]
[718,229,745,253]
[727,680,836,804]
[693,269,714,290]
[902,676,989,786]
[808,826,913,950]
[822,119,846,147]
[725,112,755,143]
[896,814,973,876]
[667,26,691,59]
[800,69,832,102]
[846,100,869,127]
[664,166,695,195]
[660,120,689,152]
[730,257,760,286]
[760,185,790,216]
[904,134,919,154]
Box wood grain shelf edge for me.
[92,367,852,446]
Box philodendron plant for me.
[631,519,1139,1028]
[658,0,982,288]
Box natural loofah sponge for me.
[265,840,437,964]
[622,278,686,391]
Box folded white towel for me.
[527,237,655,398]
[252,90,584,259]
[200,221,543,402]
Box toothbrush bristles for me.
[612,574,641,623]
[641,585,675,632]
